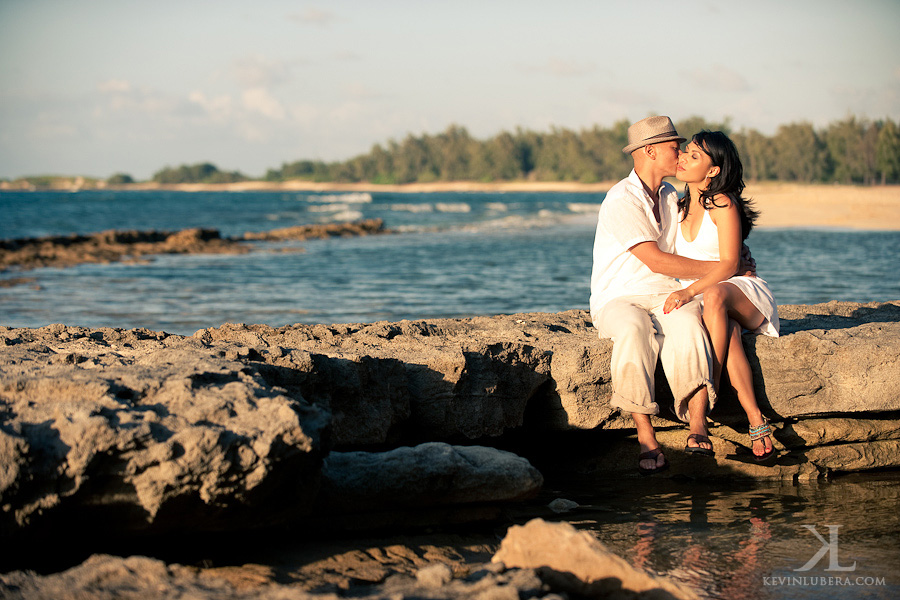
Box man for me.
[590,115,729,474]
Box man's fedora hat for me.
[622,116,686,154]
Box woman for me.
[664,130,779,462]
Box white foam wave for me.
[330,210,364,222]
[567,202,603,213]
[390,203,434,213]
[485,203,509,212]
[435,202,472,213]
[311,192,373,204]
[308,203,351,213]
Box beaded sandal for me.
[749,418,776,463]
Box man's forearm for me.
[650,252,718,280]
[629,241,718,280]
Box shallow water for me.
[118,472,898,599]
[536,472,900,599]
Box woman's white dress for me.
[675,209,780,337]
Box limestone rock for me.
[0,554,330,600]
[240,218,386,241]
[743,301,900,419]
[805,440,900,473]
[198,301,900,444]
[0,325,329,539]
[493,518,701,600]
[779,417,900,447]
[319,443,544,513]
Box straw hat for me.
[622,116,686,154]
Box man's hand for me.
[739,243,757,277]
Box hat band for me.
[639,131,678,143]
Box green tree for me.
[825,117,875,184]
[732,129,776,182]
[876,118,900,184]
[674,116,732,139]
[770,123,829,182]
[107,173,134,185]
[152,162,246,184]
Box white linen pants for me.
[594,293,716,422]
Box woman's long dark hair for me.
[677,130,759,240]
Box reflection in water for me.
[540,472,900,599]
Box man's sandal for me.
[684,433,715,457]
[638,448,669,475]
[749,419,777,463]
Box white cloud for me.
[242,88,286,119]
[95,86,195,118]
[288,7,339,26]
[97,79,132,93]
[523,58,597,77]
[231,55,294,89]
[188,91,235,120]
[682,65,750,92]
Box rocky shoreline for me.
[1,300,898,597]
[0,220,388,274]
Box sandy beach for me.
[109,179,900,231]
[5,178,900,231]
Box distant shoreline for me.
[3,178,899,231]
[112,180,619,193]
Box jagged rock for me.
[747,301,900,419]
[1,220,388,274]
[240,218,386,241]
[197,300,900,446]
[0,228,247,271]
[0,554,332,600]
[195,313,589,445]
[0,325,329,540]
[493,518,700,600]
[0,520,704,600]
[805,440,900,473]
[319,443,544,513]
[1,300,898,544]
[779,417,900,447]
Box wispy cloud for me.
[230,55,296,89]
[682,65,750,92]
[288,7,339,26]
[96,82,199,118]
[97,79,132,93]
[522,58,597,77]
[242,88,286,120]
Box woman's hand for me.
[664,288,695,314]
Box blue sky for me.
[1,0,898,180]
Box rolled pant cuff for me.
[610,394,660,416]
[673,379,717,423]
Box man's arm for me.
[630,241,757,280]
[629,241,716,280]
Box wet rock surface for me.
[0,519,699,600]
[0,220,388,274]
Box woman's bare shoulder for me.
[708,194,739,223]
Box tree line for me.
[112,115,898,186]
[261,116,900,186]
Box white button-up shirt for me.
[589,169,682,322]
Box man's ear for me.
[643,145,655,159]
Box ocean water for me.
[1,189,899,334]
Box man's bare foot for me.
[638,446,668,474]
